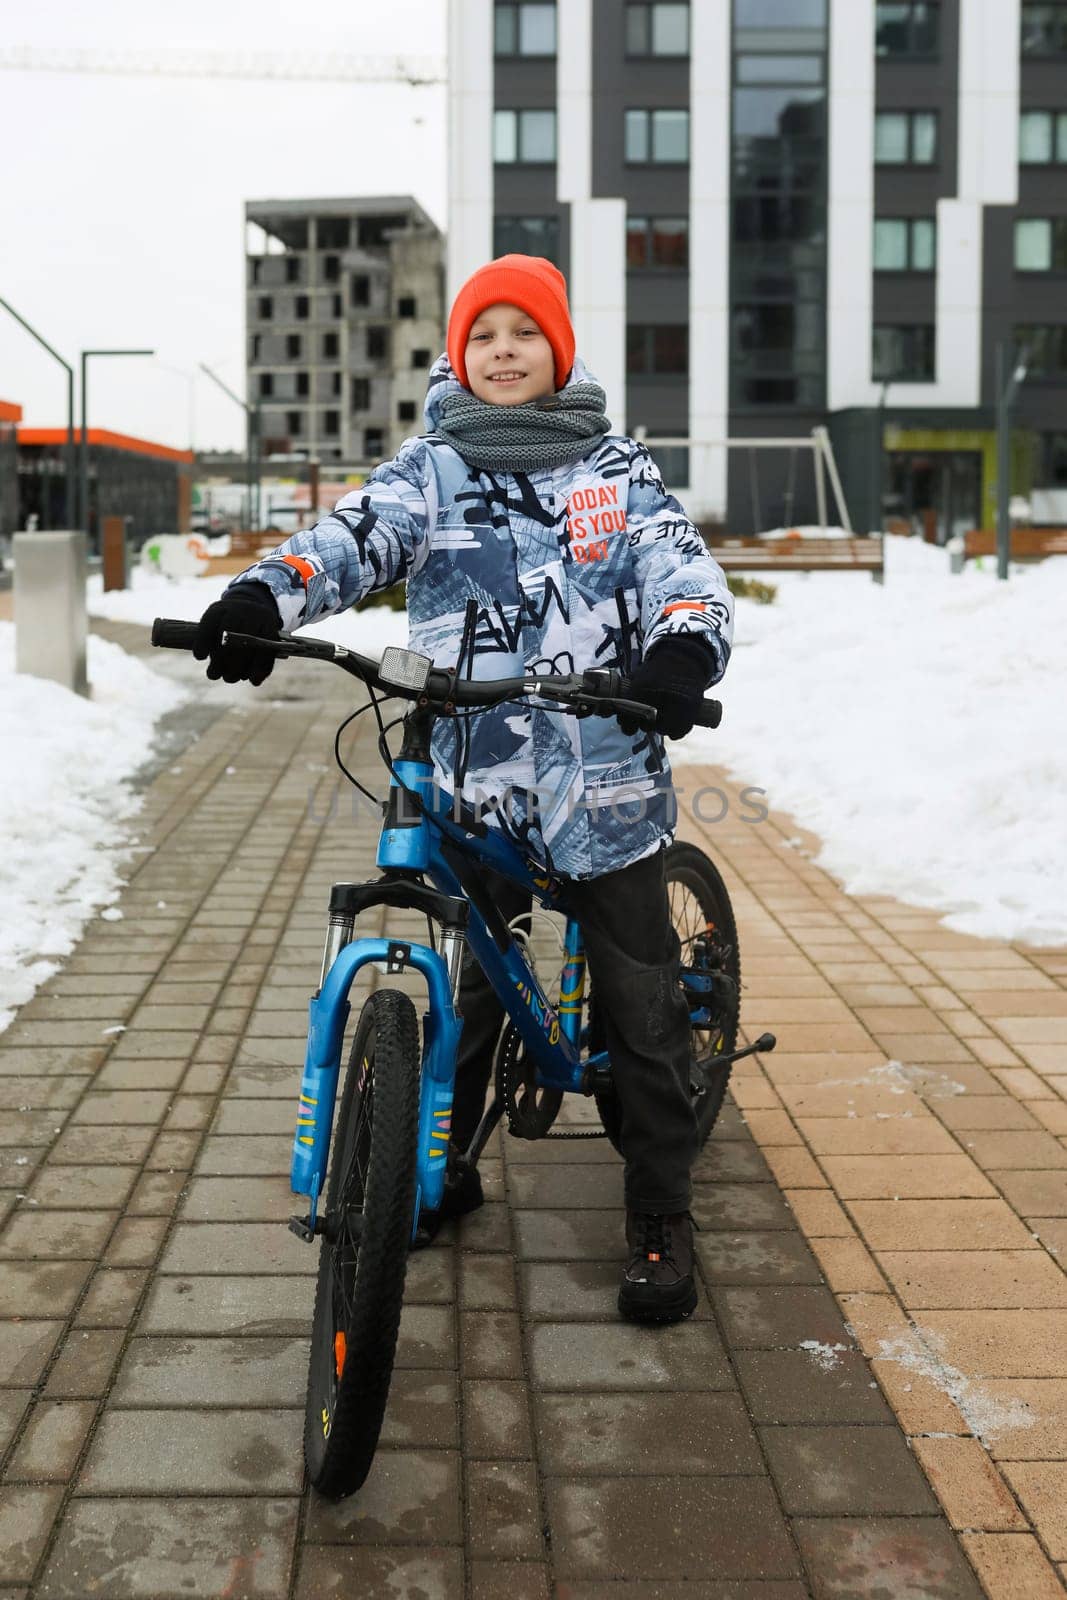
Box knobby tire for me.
[303,988,419,1499]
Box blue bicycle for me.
[152,619,772,1499]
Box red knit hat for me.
[447,255,575,391]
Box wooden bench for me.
[202,530,280,578]
[706,534,885,582]
[963,527,1067,562]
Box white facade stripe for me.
[688,0,733,519]
[558,0,626,428]
[826,0,877,411]
[447,0,493,304]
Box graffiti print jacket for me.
[230,355,734,880]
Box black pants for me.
[451,848,697,1213]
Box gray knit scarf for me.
[434,381,610,472]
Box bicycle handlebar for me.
[150,618,723,732]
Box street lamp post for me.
[198,363,261,530]
[995,341,1029,582]
[0,296,76,527]
[80,347,155,546]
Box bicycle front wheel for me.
[303,988,419,1500]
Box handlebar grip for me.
[692,699,723,730]
[151,618,200,651]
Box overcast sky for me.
[0,0,447,452]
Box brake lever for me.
[570,691,658,730]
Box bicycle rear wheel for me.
[303,988,419,1499]
[594,840,741,1152]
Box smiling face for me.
[464,302,557,405]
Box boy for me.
[195,256,733,1323]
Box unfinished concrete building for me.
[245,197,445,466]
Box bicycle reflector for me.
[378,647,432,693]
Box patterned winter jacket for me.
[231,354,734,880]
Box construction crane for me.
[0,45,446,88]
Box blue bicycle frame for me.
[289,751,607,1240]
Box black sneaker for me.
[411,1152,484,1249]
[618,1210,698,1324]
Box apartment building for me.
[245,197,445,466]
[448,0,1067,537]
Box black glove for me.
[619,636,716,740]
[193,582,282,685]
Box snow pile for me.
[689,538,1067,945]
[0,625,187,1031]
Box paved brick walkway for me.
[0,633,1063,1597]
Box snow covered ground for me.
[0,535,1050,1032]
[688,537,1067,946]
[0,624,188,1031]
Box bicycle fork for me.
[290,882,468,1242]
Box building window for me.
[875,2,940,56]
[286,410,303,437]
[625,3,690,56]
[332,294,343,318]
[250,335,261,361]
[286,334,302,359]
[736,54,823,83]
[494,109,557,163]
[286,257,301,283]
[735,0,825,24]
[1041,431,1067,483]
[1019,110,1067,163]
[295,295,310,320]
[1015,218,1067,271]
[296,372,309,397]
[398,400,417,422]
[317,219,350,249]
[1015,325,1067,374]
[872,324,935,381]
[412,349,432,369]
[625,108,690,163]
[257,296,273,320]
[351,376,370,411]
[351,274,370,307]
[873,217,937,271]
[494,214,562,265]
[397,296,417,318]
[732,303,825,406]
[323,332,340,359]
[332,371,342,396]
[258,373,273,398]
[874,110,938,164]
[322,411,339,437]
[1022,3,1067,54]
[626,216,689,269]
[494,1,556,55]
[626,324,689,375]
[365,427,384,458]
[367,326,389,360]
[323,255,340,283]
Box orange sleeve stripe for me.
[281,555,316,584]
[663,601,707,615]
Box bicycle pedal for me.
[288,1213,323,1243]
